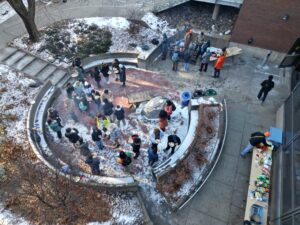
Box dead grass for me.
[0,139,112,225]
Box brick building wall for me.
[231,0,300,53]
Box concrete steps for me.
[0,47,68,87]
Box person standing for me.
[183,49,191,72]
[91,126,104,150]
[164,100,175,121]
[101,89,113,103]
[47,119,62,139]
[85,154,101,175]
[112,59,120,81]
[161,33,169,60]
[195,32,205,59]
[257,75,275,102]
[213,53,225,78]
[199,48,211,72]
[90,66,101,88]
[172,47,180,72]
[164,134,181,155]
[119,64,126,87]
[101,63,110,84]
[47,107,63,127]
[91,90,102,113]
[130,134,141,159]
[148,144,159,167]
[103,98,114,121]
[65,127,83,145]
[114,105,126,127]
[240,131,272,157]
[66,82,74,99]
[184,28,193,50]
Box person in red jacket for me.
[213,53,225,78]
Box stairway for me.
[0,47,69,88]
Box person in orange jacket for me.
[213,53,225,78]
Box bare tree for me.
[7,0,39,42]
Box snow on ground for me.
[0,0,28,24]
[12,14,175,67]
[0,64,40,143]
[0,203,29,225]
[141,12,176,37]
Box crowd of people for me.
[46,57,184,175]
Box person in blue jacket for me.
[148,143,159,167]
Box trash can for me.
[181,91,191,107]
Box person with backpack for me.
[148,143,159,167]
[114,105,126,127]
[119,64,126,87]
[90,66,101,88]
[240,131,272,157]
[91,126,104,150]
[129,134,141,159]
[117,151,132,167]
[65,127,83,145]
[172,46,180,72]
[257,75,275,102]
[164,134,181,155]
[199,48,212,72]
[47,118,62,139]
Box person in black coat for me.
[47,107,62,127]
[103,98,114,121]
[130,134,141,159]
[91,126,104,150]
[101,63,110,84]
[65,127,83,145]
[114,105,126,127]
[119,64,126,87]
[164,134,181,155]
[257,75,275,102]
[240,131,272,157]
[85,154,101,175]
[90,66,101,88]
[66,82,74,99]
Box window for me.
[294,136,300,208]
[282,145,293,214]
[285,96,293,144]
[293,84,300,135]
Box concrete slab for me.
[0,47,18,62]
[49,69,67,85]
[228,205,245,225]
[212,153,238,187]
[23,59,48,76]
[190,180,232,222]
[222,129,243,157]
[233,172,250,191]
[231,190,247,209]
[37,65,57,81]
[186,208,227,225]
[5,51,26,66]
[15,55,35,70]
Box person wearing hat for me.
[199,47,212,72]
[164,134,181,155]
[240,131,272,157]
[114,105,126,127]
[91,126,104,150]
[213,52,225,78]
[119,64,126,87]
[257,75,275,102]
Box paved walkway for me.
[0,1,290,225]
[145,54,289,225]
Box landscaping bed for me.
[156,103,222,208]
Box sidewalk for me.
[145,54,289,225]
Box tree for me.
[7,0,39,42]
